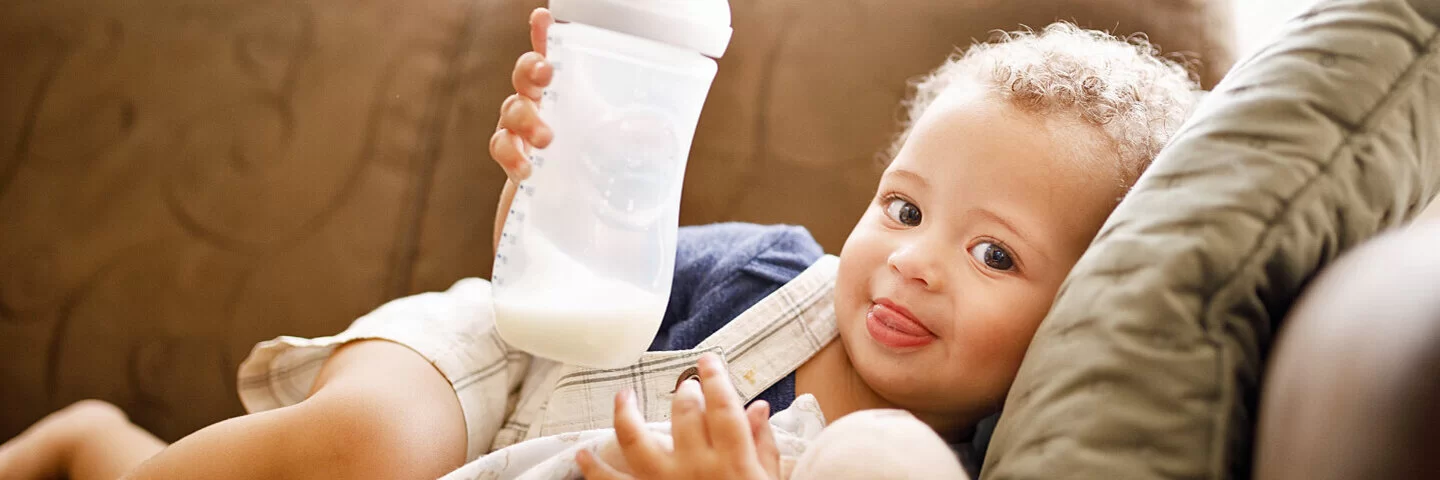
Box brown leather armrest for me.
[1255,223,1440,480]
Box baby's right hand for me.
[489,7,556,182]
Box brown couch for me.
[1254,221,1440,480]
[0,0,1236,451]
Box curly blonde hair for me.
[889,22,1200,186]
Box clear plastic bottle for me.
[490,0,732,368]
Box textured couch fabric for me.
[0,0,1235,443]
[984,0,1440,478]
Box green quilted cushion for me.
[983,0,1440,478]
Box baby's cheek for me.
[958,309,1047,381]
[832,258,871,319]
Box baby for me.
[475,8,1200,479]
[0,8,1197,480]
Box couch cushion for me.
[982,0,1440,477]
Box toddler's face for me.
[834,81,1126,434]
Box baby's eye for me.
[970,241,1015,271]
[883,197,922,226]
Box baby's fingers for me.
[748,401,781,479]
[499,94,552,148]
[670,378,710,456]
[512,51,552,101]
[612,390,671,477]
[576,449,635,480]
[487,128,530,181]
[529,8,553,55]
[698,354,755,461]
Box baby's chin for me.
[838,327,977,409]
[856,357,965,415]
[834,293,997,426]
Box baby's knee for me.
[789,409,968,480]
[48,399,131,434]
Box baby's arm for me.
[119,339,464,480]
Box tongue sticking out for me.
[866,303,935,349]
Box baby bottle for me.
[490,0,732,368]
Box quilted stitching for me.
[983,0,1440,478]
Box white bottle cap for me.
[549,0,733,58]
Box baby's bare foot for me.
[0,400,128,480]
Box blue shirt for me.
[647,222,824,413]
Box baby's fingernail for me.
[531,61,548,82]
[681,378,700,395]
[619,389,635,407]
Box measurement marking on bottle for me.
[530,154,544,168]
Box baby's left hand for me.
[576,353,781,480]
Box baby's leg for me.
[788,409,968,480]
[0,400,166,480]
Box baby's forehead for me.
[916,87,1119,173]
[890,101,1124,214]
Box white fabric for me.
[439,394,828,480]
[236,255,840,464]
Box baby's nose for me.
[887,244,943,290]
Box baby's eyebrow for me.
[971,207,1041,259]
[884,168,930,190]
